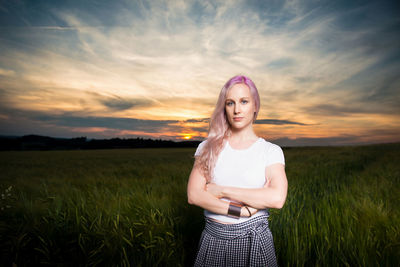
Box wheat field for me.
[0,144,399,266]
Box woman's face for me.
[225,83,256,131]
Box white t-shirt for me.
[194,137,285,223]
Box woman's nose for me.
[234,104,241,114]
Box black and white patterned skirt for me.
[194,214,278,267]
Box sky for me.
[0,0,399,146]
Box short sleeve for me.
[194,140,207,157]
[266,143,285,167]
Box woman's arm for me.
[206,163,288,209]
[187,162,257,216]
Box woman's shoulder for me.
[194,139,208,156]
[258,138,282,151]
[258,138,285,165]
[197,139,208,148]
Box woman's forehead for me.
[226,83,251,98]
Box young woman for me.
[187,75,288,266]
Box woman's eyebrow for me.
[226,97,250,101]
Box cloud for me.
[100,97,153,111]
[87,92,156,111]
[303,104,379,116]
[184,118,210,123]
[255,119,308,125]
[32,114,180,132]
[0,0,399,144]
[0,104,211,139]
[266,58,296,70]
[272,127,400,146]
[0,68,15,76]
[303,88,400,117]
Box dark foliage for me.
[0,135,201,151]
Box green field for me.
[0,144,399,266]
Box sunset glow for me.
[183,135,192,140]
[0,0,399,146]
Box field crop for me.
[0,144,399,266]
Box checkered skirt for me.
[194,214,278,267]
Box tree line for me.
[0,135,201,151]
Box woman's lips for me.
[233,117,243,121]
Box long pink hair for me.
[196,75,260,182]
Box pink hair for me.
[196,75,260,182]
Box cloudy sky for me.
[0,0,399,146]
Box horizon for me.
[2,133,399,148]
[1,0,399,146]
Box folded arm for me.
[187,163,257,217]
[206,163,288,209]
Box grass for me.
[0,144,399,266]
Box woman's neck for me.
[228,126,258,142]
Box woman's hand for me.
[212,163,287,209]
[206,183,224,198]
[207,183,259,217]
[242,206,258,217]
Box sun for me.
[183,134,192,140]
[180,132,198,140]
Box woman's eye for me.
[226,102,233,106]
[241,100,248,104]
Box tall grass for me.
[272,144,400,266]
[0,144,399,266]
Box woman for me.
[187,75,288,266]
